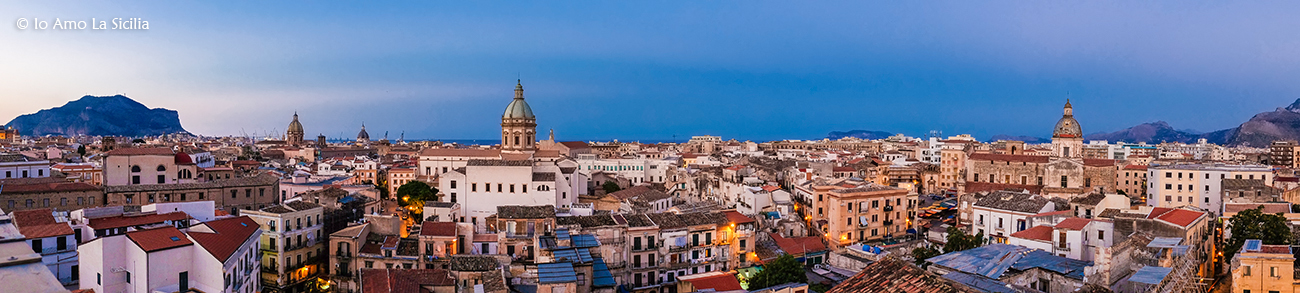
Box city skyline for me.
[7,1,1300,141]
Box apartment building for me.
[78,216,263,293]
[806,177,911,248]
[1146,163,1272,216]
[243,201,325,293]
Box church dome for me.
[357,124,370,140]
[503,80,535,119]
[1053,100,1082,138]
[287,113,304,133]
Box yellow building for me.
[1231,239,1296,293]
[807,178,911,248]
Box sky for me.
[5,1,1300,142]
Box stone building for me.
[104,173,281,215]
[0,181,102,212]
[962,101,1120,198]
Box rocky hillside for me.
[5,95,188,136]
[1084,121,1203,144]
[1212,99,1300,146]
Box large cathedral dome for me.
[503,81,535,119]
[1053,100,1082,138]
[287,113,304,134]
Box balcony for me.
[632,245,657,252]
[883,205,894,212]
[668,245,689,253]
[262,244,279,253]
[883,220,894,226]
[334,253,352,260]
[262,265,279,274]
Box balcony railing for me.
[883,220,894,226]
[668,245,689,252]
[883,205,894,212]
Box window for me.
[1060,176,1068,188]
[132,175,140,184]
[451,193,457,203]
[1271,266,1278,277]
[471,183,477,192]
[1244,265,1251,276]
[450,181,457,188]
[131,165,141,172]
[1098,231,1104,240]
[510,184,515,193]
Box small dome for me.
[503,81,535,119]
[357,124,370,140]
[287,113,304,133]
[1053,100,1082,138]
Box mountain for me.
[988,135,1049,144]
[827,130,892,140]
[1212,99,1300,147]
[1083,121,1203,144]
[5,95,188,137]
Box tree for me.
[602,181,622,194]
[1226,206,1291,259]
[131,138,145,144]
[396,181,440,221]
[748,254,808,290]
[911,246,942,267]
[943,226,987,253]
[77,145,86,156]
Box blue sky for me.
[5,1,1300,141]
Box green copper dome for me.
[503,80,535,120]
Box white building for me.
[0,209,70,293]
[1146,163,1272,216]
[0,153,50,179]
[78,216,263,293]
[968,191,1057,244]
[10,209,79,287]
[429,81,581,231]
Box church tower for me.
[501,80,538,152]
[1051,99,1083,158]
[286,112,304,145]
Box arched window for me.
[157,165,166,172]
[131,165,141,172]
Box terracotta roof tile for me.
[680,272,743,291]
[1054,218,1091,230]
[723,211,756,224]
[361,268,455,293]
[1010,225,1053,242]
[1152,208,1205,228]
[126,226,193,252]
[420,221,457,237]
[189,216,260,262]
[89,211,190,230]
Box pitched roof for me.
[968,153,1049,163]
[105,147,174,156]
[1069,193,1107,206]
[1054,218,1091,230]
[1009,225,1053,242]
[973,191,1050,214]
[361,268,455,293]
[608,185,658,200]
[723,211,756,224]
[1149,208,1205,228]
[450,255,499,271]
[11,209,74,239]
[771,233,826,256]
[495,205,555,219]
[89,211,190,230]
[559,141,591,149]
[679,272,743,291]
[420,221,457,237]
[826,258,979,293]
[126,226,193,252]
[189,216,260,263]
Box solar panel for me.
[170,236,180,241]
